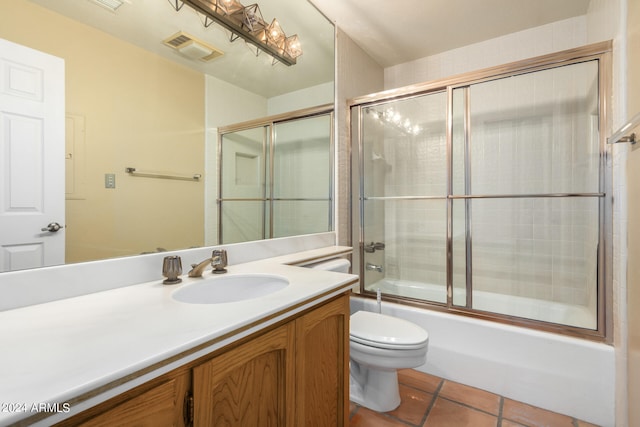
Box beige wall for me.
[627,0,640,423]
[0,0,205,262]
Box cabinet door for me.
[193,322,296,426]
[295,295,350,427]
[71,376,189,427]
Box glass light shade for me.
[240,4,266,33]
[266,18,285,45]
[271,37,285,55]
[284,34,302,58]
[216,0,243,15]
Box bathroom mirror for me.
[0,0,334,271]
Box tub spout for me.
[366,263,383,273]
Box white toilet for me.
[349,311,429,412]
[305,258,429,412]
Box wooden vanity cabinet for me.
[193,321,296,426]
[294,293,350,426]
[55,369,192,427]
[193,294,350,426]
[56,292,349,427]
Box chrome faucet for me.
[188,255,213,278]
[211,249,228,274]
[366,262,383,273]
[188,249,228,277]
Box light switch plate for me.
[105,173,116,189]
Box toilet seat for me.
[350,311,429,350]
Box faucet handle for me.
[162,256,182,284]
[211,249,228,274]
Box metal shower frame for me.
[348,41,613,342]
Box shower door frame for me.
[349,41,613,342]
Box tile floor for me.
[349,369,600,427]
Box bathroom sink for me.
[172,274,289,304]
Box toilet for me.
[305,257,429,412]
[349,310,428,412]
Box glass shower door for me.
[360,91,448,303]
[353,47,608,335]
[451,61,601,329]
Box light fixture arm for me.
[167,0,185,11]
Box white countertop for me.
[0,247,356,426]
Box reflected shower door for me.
[219,127,269,244]
[360,91,448,303]
[219,107,334,244]
[272,113,332,238]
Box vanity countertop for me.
[0,246,356,426]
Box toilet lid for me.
[350,311,429,350]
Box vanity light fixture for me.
[169,0,301,66]
[216,0,244,15]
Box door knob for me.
[41,222,62,232]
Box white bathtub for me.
[350,295,615,427]
[366,279,596,329]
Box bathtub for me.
[365,279,596,329]
[350,294,615,427]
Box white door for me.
[0,39,65,272]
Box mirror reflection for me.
[0,0,335,272]
[219,108,333,243]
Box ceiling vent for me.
[163,32,224,62]
[87,0,129,12]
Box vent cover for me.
[163,32,224,62]
[88,0,128,12]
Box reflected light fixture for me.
[216,0,243,15]
[284,35,302,59]
[239,4,265,33]
[365,107,422,136]
[169,0,302,66]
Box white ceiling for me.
[28,0,591,97]
[311,0,591,68]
